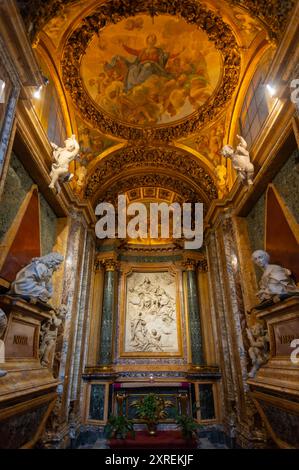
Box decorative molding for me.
[60,0,240,141]
[85,146,218,202]
[17,0,293,46]
[92,174,215,211]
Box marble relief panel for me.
[122,271,181,356]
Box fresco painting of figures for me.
[81,15,222,126]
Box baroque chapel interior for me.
[0,0,298,450]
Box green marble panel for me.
[186,270,205,365]
[199,384,215,420]
[89,384,105,421]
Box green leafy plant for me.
[131,394,173,423]
[104,415,135,439]
[175,413,202,440]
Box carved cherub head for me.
[221,145,234,158]
[64,135,77,152]
[251,322,264,338]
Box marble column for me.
[98,259,118,368]
[184,260,205,367]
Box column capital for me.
[101,258,118,272]
[182,256,208,272]
[95,253,118,271]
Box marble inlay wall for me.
[206,215,268,447]
[272,149,299,225]
[71,232,95,403]
[246,149,299,271]
[0,152,57,253]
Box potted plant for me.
[175,413,202,442]
[104,415,135,440]
[131,393,173,436]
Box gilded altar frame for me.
[119,265,183,358]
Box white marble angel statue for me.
[49,134,80,189]
[9,253,64,303]
[221,135,254,185]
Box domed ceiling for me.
[16,0,295,214]
[80,14,222,127]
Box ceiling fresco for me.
[80,14,222,126]
[14,0,295,208]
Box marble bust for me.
[252,250,299,303]
[221,135,254,186]
[49,135,80,189]
[9,253,64,303]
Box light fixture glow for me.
[33,85,43,99]
[266,84,276,97]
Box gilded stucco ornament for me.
[17,0,294,45]
[93,174,210,212]
[85,146,218,203]
[60,0,241,141]
[252,250,299,304]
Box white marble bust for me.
[252,250,299,302]
[9,253,64,303]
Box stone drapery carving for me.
[0,308,7,339]
[17,0,293,44]
[9,253,64,303]
[84,146,218,202]
[252,250,299,304]
[60,0,241,141]
[49,135,80,190]
[39,306,67,368]
[221,135,254,186]
[0,308,8,377]
[246,322,269,378]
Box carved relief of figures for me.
[222,135,254,186]
[246,323,269,378]
[9,253,64,304]
[49,135,80,190]
[252,250,299,304]
[39,306,67,368]
[125,272,178,353]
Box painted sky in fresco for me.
[81,14,222,126]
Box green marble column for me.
[185,263,205,366]
[98,260,117,367]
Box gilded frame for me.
[119,265,183,358]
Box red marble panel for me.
[0,188,41,282]
[266,185,299,282]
